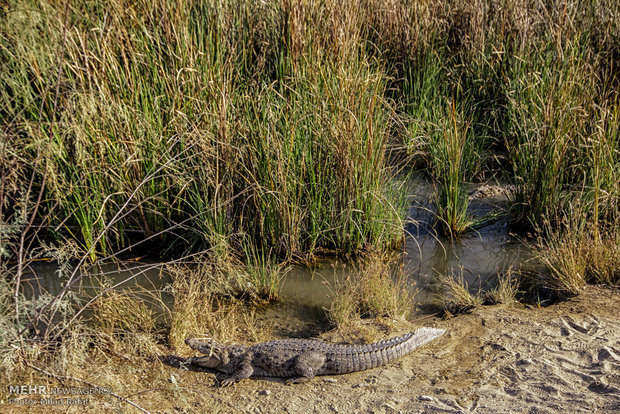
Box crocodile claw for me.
[219,377,236,387]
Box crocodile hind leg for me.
[285,351,326,384]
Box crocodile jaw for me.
[185,337,231,370]
[191,354,224,369]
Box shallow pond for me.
[274,180,531,327]
[19,181,530,334]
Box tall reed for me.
[0,0,407,263]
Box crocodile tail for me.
[395,327,446,356]
[328,327,445,374]
[364,327,445,361]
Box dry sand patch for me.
[4,287,619,413]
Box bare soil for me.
[3,286,620,413]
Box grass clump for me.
[392,0,619,242]
[0,0,408,264]
[438,268,484,313]
[430,100,478,237]
[326,253,415,329]
[535,208,620,296]
[485,268,521,305]
[400,49,480,237]
[505,40,613,227]
[439,266,522,312]
[91,290,163,358]
[166,256,269,353]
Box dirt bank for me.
[3,286,619,413]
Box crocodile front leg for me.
[285,351,326,384]
[220,353,254,387]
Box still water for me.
[20,181,530,329]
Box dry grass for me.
[438,268,484,313]
[439,266,521,312]
[166,258,269,353]
[90,290,163,358]
[535,210,620,296]
[0,257,275,411]
[485,268,521,305]
[326,252,416,330]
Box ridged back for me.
[321,327,446,374]
[190,327,446,376]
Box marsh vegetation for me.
[0,0,618,409]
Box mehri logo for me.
[8,385,48,395]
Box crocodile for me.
[185,327,445,386]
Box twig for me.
[123,388,167,400]
[410,313,439,323]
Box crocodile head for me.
[191,351,229,369]
[185,337,231,370]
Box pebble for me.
[258,390,271,396]
[352,383,367,388]
[419,395,433,401]
[323,378,338,383]
[517,358,533,365]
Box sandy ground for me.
[3,286,619,413]
[169,286,620,413]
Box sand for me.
[3,286,619,413]
[175,286,620,413]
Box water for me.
[280,181,529,311]
[21,261,170,299]
[19,180,530,330]
[402,181,529,304]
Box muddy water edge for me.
[18,182,617,414]
[21,181,530,338]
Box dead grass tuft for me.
[535,211,620,296]
[166,260,265,353]
[485,268,521,305]
[438,267,484,313]
[326,252,416,329]
[91,290,163,358]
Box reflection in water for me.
[20,261,174,322]
[402,181,530,304]
[21,261,169,298]
[20,180,530,329]
[280,180,531,310]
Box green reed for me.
[0,0,618,295]
[0,0,407,267]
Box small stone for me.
[419,395,433,401]
[258,390,271,396]
[352,383,367,388]
[516,358,533,365]
[323,378,338,383]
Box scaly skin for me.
[185,327,446,386]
